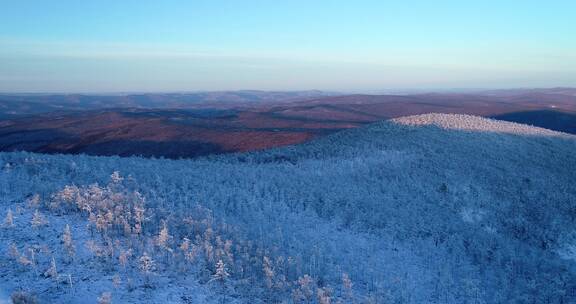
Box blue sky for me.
[0,0,575,92]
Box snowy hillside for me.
[392,113,572,137]
[1,114,576,303]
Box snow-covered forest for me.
[1,114,576,303]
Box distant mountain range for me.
[0,88,575,158]
[0,90,337,119]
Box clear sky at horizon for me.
[1,0,575,92]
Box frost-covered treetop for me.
[392,113,573,137]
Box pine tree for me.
[97,292,112,304]
[138,252,155,287]
[3,208,14,228]
[223,239,234,264]
[119,249,132,270]
[25,248,38,276]
[185,244,199,264]
[211,260,230,283]
[341,272,354,302]
[110,171,123,184]
[27,194,40,209]
[293,275,314,303]
[317,287,332,304]
[179,237,190,253]
[156,221,172,251]
[31,209,48,228]
[44,257,58,283]
[178,237,191,271]
[132,204,145,236]
[10,291,38,304]
[112,274,122,288]
[18,255,32,267]
[95,213,108,234]
[64,274,73,295]
[8,243,19,260]
[263,256,275,289]
[62,224,75,258]
[210,260,231,304]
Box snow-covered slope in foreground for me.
[1,114,576,303]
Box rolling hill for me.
[1,89,576,159]
[0,91,337,119]
[1,114,575,303]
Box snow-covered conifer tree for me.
[119,249,132,270]
[132,204,145,236]
[44,257,58,283]
[317,287,332,304]
[179,237,190,253]
[293,275,314,303]
[341,272,354,301]
[113,274,122,288]
[8,243,19,260]
[138,252,155,287]
[31,209,48,228]
[95,213,108,234]
[211,260,230,283]
[156,220,172,251]
[10,291,37,304]
[210,260,231,303]
[110,171,123,184]
[62,224,75,258]
[27,194,40,209]
[3,208,14,228]
[18,255,32,267]
[263,256,275,289]
[97,291,112,304]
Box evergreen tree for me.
[97,292,112,304]
[31,209,48,228]
[138,252,155,287]
[3,208,14,228]
[341,273,354,302]
[211,260,230,283]
[8,243,19,260]
[44,257,58,284]
[62,224,75,258]
[210,260,231,304]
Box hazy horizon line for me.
[0,86,574,96]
